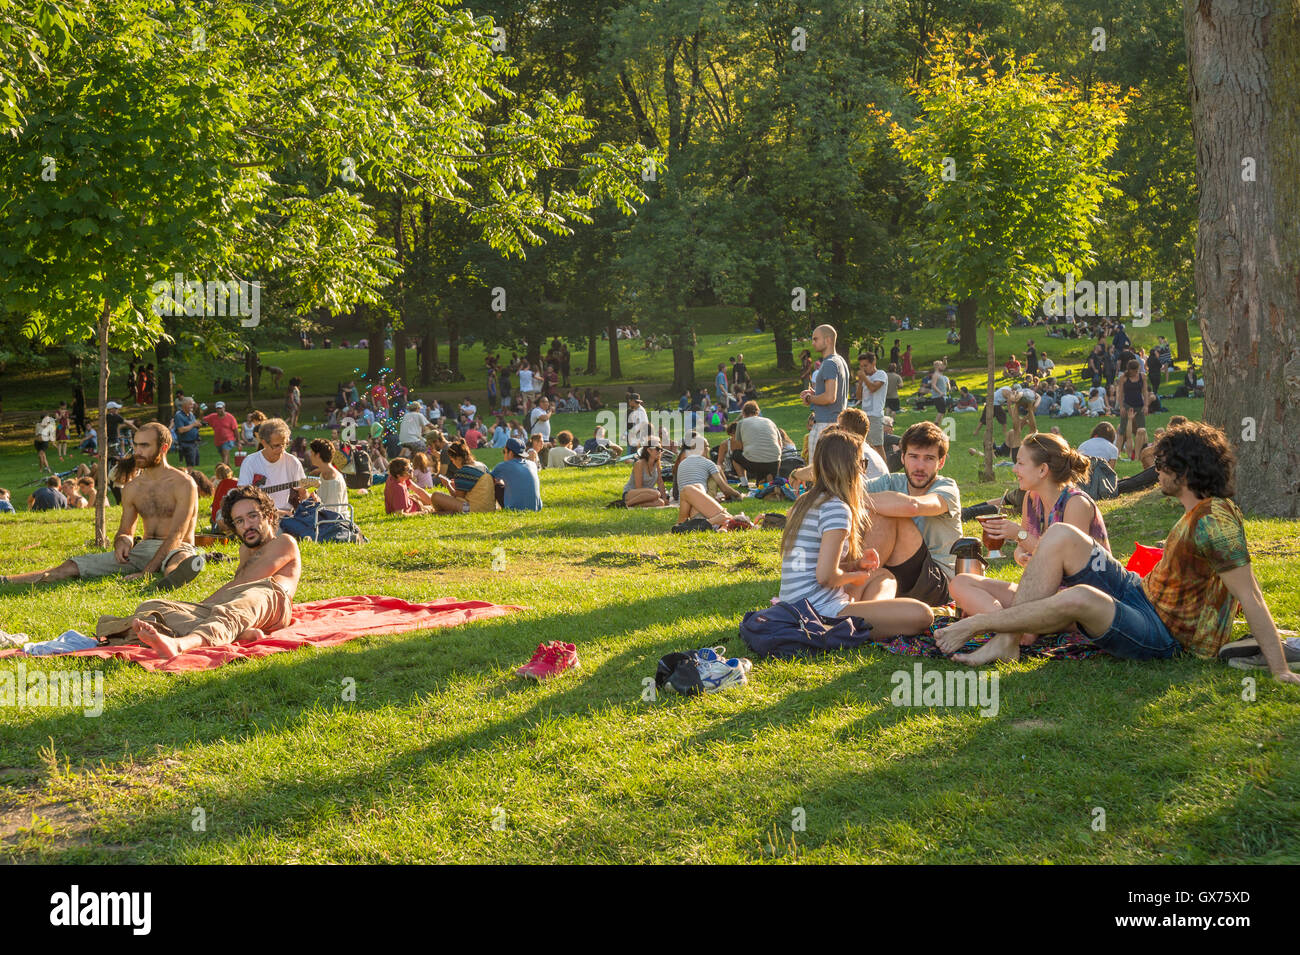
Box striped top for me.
[452,462,489,494]
[778,497,854,616]
[675,454,720,489]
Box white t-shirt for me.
[1087,394,1107,414]
[862,445,889,480]
[238,450,306,510]
[317,473,348,507]
[1040,357,1055,372]
[861,370,889,417]
[517,369,534,393]
[547,447,576,468]
[1058,393,1081,416]
[460,403,477,418]
[626,406,649,446]
[993,387,1012,407]
[529,407,551,440]
[399,411,430,445]
[1078,437,1119,463]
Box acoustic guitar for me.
[211,474,320,525]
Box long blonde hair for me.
[780,428,866,561]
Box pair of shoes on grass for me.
[517,641,579,680]
[655,646,752,696]
[1219,632,1300,671]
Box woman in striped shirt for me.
[778,429,933,636]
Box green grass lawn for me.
[2,382,1297,863]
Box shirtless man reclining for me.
[95,487,301,659]
[1,423,204,591]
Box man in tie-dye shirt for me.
[934,423,1299,683]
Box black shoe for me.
[671,516,713,534]
[154,554,206,591]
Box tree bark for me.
[95,301,110,547]
[155,337,174,423]
[419,330,432,386]
[586,329,598,375]
[772,319,794,371]
[244,347,257,410]
[607,321,622,379]
[958,297,979,359]
[1172,315,1192,364]
[1187,0,1300,516]
[393,330,407,387]
[983,324,995,482]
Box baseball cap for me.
[628,392,641,403]
[106,401,122,410]
[214,401,225,409]
[504,437,528,456]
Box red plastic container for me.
[1126,544,1164,578]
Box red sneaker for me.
[525,642,579,680]
[516,643,550,678]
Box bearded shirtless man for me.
[1,422,204,590]
[95,487,301,658]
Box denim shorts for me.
[1062,546,1180,660]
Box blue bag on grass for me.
[739,598,873,659]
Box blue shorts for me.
[1062,546,1181,660]
[219,440,236,451]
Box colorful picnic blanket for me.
[0,595,525,673]
[875,614,1105,661]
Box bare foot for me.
[934,616,984,653]
[1018,632,1038,647]
[954,632,1021,666]
[238,627,265,643]
[132,618,181,659]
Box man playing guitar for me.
[236,417,310,515]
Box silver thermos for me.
[950,537,989,577]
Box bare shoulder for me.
[272,532,300,560]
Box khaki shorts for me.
[868,415,884,447]
[72,538,199,579]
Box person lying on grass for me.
[2,423,204,591]
[95,486,301,659]
[624,442,671,507]
[673,442,751,529]
[384,457,435,515]
[778,428,933,636]
[934,423,1300,684]
[950,432,1110,647]
[429,440,498,513]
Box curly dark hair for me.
[1153,422,1235,499]
[220,485,280,532]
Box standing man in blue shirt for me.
[491,438,542,511]
[173,397,202,467]
[714,363,729,407]
[800,324,850,459]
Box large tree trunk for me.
[983,324,995,483]
[1173,316,1192,364]
[95,301,110,547]
[418,330,432,386]
[1187,0,1300,516]
[155,337,174,422]
[772,320,794,371]
[586,329,598,375]
[607,321,622,379]
[393,330,407,387]
[958,296,979,360]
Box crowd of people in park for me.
[2,318,1295,688]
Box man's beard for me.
[241,527,268,548]
[906,471,935,491]
[134,449,165,469]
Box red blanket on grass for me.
[0,595,525,673]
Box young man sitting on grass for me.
[95,487,301,659]
[934,423,1300,684]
